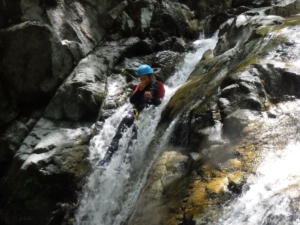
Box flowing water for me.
[75,35,218,225]
[206,100,300,225]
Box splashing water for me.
[208,101,300,225]
[75,35,218,225]
[212,143,300,225]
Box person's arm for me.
[151,82,165,106]
[130,84,144,104]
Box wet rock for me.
[191,121,225,150]
[204,12,235,38]
[255,64,300,101]
[154,50,185,82]
[128,151,192,225]
[20,0,48,23]
[220,84,240,98]
[47,202,76,225]
[98,1,128,29]
[200,49,214,61]
[214,13,284,56]
[156,1,199,39]
[2,117,91,225]
[154,37,189,53]
[98,37,150,69]
[179,214,196,225]
[102,73,130,110]
[176,0,227,21]
[1,121,30,154]
[131,0,199,39]
[232,0,279,8]
[227,180,243,195]
[12,118,91,170]
[265,0,300,17]
[114,57,143,79]
[62,40,85,65]
[150,28,170,42]
[218,69,267,118]
[0,0,22,28]
[218,98,231,109]
[172,37,188,52]
[0,21,73,110]
[44,1,107,53]
[223,109,261,141]
[44,54,107,121]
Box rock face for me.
[0,21,73,126]
[1,0,300,224]
[0,0,201,224]
[128,1,300,224]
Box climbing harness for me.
[133,108,139,120]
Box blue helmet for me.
[137,64,153,76]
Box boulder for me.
[102,74,130,110]
[151,1,199,39]
[0,0,22,28]
[0,22,73,125]
[232,0,279,8]
[44,54,107,121]
[175,0,226,20]
[218,69,267,118]
[43,1,107,53]
[204,12,235,38]
[128,151,192,225]
[1,118,92,225]
[153,50,185,82]
[265,0,300,17]
[214,13,284,56]
[126,0,199,39]
[223,109,261,141]
[255,64,300,101]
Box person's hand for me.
[144,91,153,99]
[138,82,147,91]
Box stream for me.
[75,35,218,225]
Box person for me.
[97,64,165,166]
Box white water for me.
[208,101,300,225]
[75,35,218,225]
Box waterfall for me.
[207,100,300,225]
[75,35,218,225]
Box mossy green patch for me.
[230,56,258,73]
[261,34,287,53]
[256,16,300,38]
[256,26,273,36]
[75,162,90,177]
[276,16,300,30]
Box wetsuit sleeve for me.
[130,84,143,104]
[151,82,165,106]
[157,82,165,98]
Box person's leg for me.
[123,124,138,165]
[98,111,135,166]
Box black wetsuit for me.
[98,80,165,166]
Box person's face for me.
[140,75,151,86]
